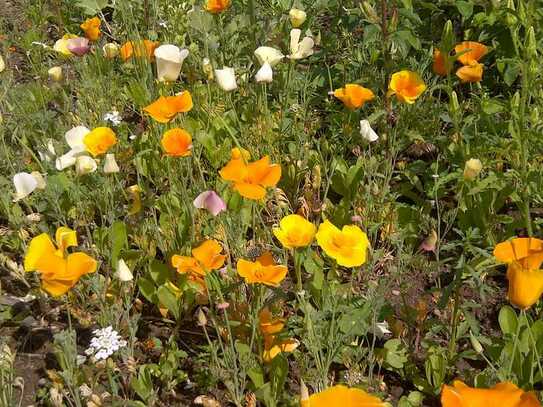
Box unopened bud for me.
[530,107,539,125]
[103,43,119,59]
[311,165,321,190]
[289,8,307,28]
[450,91,460,115]
[197,308,207,327]
[48,66,63,82]
[300,379,309,407]
[505,0,517,27]
[470,331,484,354]
[441,20,455,54]
[463,158,482,181]
[526,26,537,58]
[202,58,214,80]
[511,91,521,109]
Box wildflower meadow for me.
[1,0,543,405]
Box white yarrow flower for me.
[359,120,379,142]
[85,326,127,361]
[103,111,122,126]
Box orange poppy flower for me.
[171,239,226,277]
[80,16,101,41]
[301,384,386,407]
[143,91,193,123]
[258,307,298,361]
[205,0,231,13]
[83,127,117,157]
[119,40,159,61]
[387,70,426,104]
[433,48,449,76]
[237,252,287,286]
[456,61,483,83]
[24,227,97,296]
[259,307,285,335]
[494,237,543,309]
[333,84,375,110]
[161,128,192,157]
[455,41,488,65]
[219,149,281,200]
[441,380,540,407]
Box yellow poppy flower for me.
[83,127,117,157]
[205,0,231,13]
[24,227,97,296]
[263,336,299,362]
[219,151,281,200]
[387,70,426,104]
[171,239,226,277]
[273,214,316,249]
[456,62,483,83]
[333,84,375,110]
[80,16,101,41]
[494,237,543,309]
[237,252,287,286]
[127,185,142,215]
[441,380,540,407]
[301,384,386,407]
[455,41,488,65]
[143,91,193,123]
[316,220,369,267]
[161,128,192,157]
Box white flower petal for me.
[56,151,78,170]
[254,46,284,67]
[214,66,237,91]
[154,44,189,82]
[30,171,46,189]
[115,259,133,282]
[13,172,38,201]
[255,62,273,83]
[360,120,379,142]
[65,126,90,151]
[75,156,97,175]
[103,153,120,174]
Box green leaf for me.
[74,0,109,15]
[456,1,473,19]
[109,221,127,268]
[248,366,265,389]
[137,277,157,303]
[157,285,180,320]
[498,305,518,335]
[149,260,171,285]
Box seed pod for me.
[526,26,537,58]
[449,91,460,116]
[470,331,484,354]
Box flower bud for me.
[103,43,120,59]
[76,156,98,175]
[103,153,120,174]
[505,0,517,27]
[289,8,307,28]
[202,58,214,80]
[463,158,482,181]
[470,331,484,354]
[449,91,460,116]
[300,379,309,407]
[530,107,539,125]
[526,26,537,58]
[311,164,321,190]
[440,20,455,54]
[48,66,63,82]
[511,91,521,109]
[197,308,207,327]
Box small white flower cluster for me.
[85,326,127,361]
[103,111,122,126]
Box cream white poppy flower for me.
[360,120,379,142]
[12,172,40,201]
[254,46,284,67]
[0,54,6,72]
[288,29,314,60]
[154,44,189,82]
[103,153,120,174]
[255,62,273,83]
[48,66,63,82]
[75,156,97,175]
[214,66,237,91]
[65,126,90,153]
[115,259,133,282]
[289,8,307,28]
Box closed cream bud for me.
[103,153,120,174]
[289,8,307,27]
[48,66,63,82]
[202,58,214,80]
[75,156,98,175]
[463,158,482,181]
[470,331,484,354]
[0,54,5,72]
[197,308,207,326]
[103,43,120,59]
